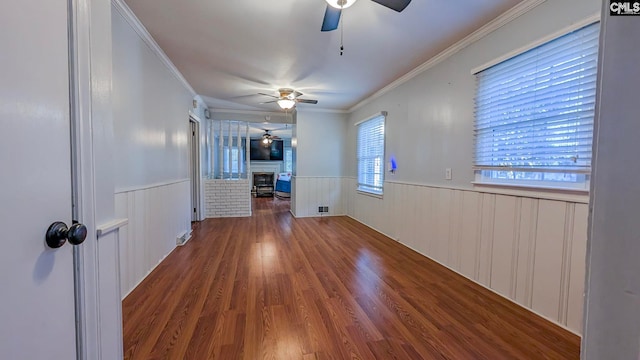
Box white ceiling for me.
[123,0,523,111]
[248,122,292,140]
[212,120,293,139]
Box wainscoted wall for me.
[115,180,192,298]
[291,176,349,217]
[342,177,588,335]
[204,179,251,218]
[96,220,127,360]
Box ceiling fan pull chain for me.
[340,5,344,56]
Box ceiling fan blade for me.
[258,92,280,99]
[321,5,341,32]
[296,99,318,104]
[260,100,278,104]
[370,0,411,12]
[293,91,303,98]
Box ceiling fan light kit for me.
[257,88,318,111]
[277,99,296,110]
[325,0,357,9]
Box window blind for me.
[357,114,385,194]
[474,23,599,175]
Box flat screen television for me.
[250,139,284,161]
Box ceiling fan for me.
[321,0,412,32]
[260,129,280,144]
[258,88,318,110]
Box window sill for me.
[356,190,384,199]
[471,181,590,203]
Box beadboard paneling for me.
[532,200,567,322]
[459,191,482,281]
[515,198,538,307]
[567,203,588,333]
[292,177,346,218]
[491,195,518,298]
[345,180,588,335]
[96,228,124,360]
[115,180,191,298]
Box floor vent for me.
[177,230,192,246]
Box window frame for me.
[356,112,387,197]
[223,146,244,175]
[471,20,599,192]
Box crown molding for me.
[211,108,293,116]
[111,0,197,97]
[296,108,349,115]
[349,0,547,113]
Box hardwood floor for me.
[122,197,580,359]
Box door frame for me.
[69,0,121,358]
[189,112,204,221]
[189,112,204,222]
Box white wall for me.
[583,5,640,359]
[295,110,347,177]
[346,0,600,188]
[111,3,194,297]
[292,110,348,216]
[342,0,600,335]
[112,9,192,189]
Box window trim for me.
[471,18,600,192]
[355,111,387,196]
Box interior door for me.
[0,1,79,358]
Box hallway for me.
[122,197,579,359]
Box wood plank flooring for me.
[122,197,580,359]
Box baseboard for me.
[121,245,177,300]
[294,213,346,219]
[345,215,399,242]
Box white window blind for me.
[474,23,599,187]
[357,114,385,195]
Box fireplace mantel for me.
[252,172,274,197]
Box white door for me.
[0,1,79,358]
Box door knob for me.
[46,221,88,248]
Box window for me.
[210,120,248,179]
[284,147,293,172]
[223,147,244,174]
[474,23,599,190]
[357,113,385,195]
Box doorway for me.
[189,118,201,222]
[247,122,293,214]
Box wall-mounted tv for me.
[250,139,284,161]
